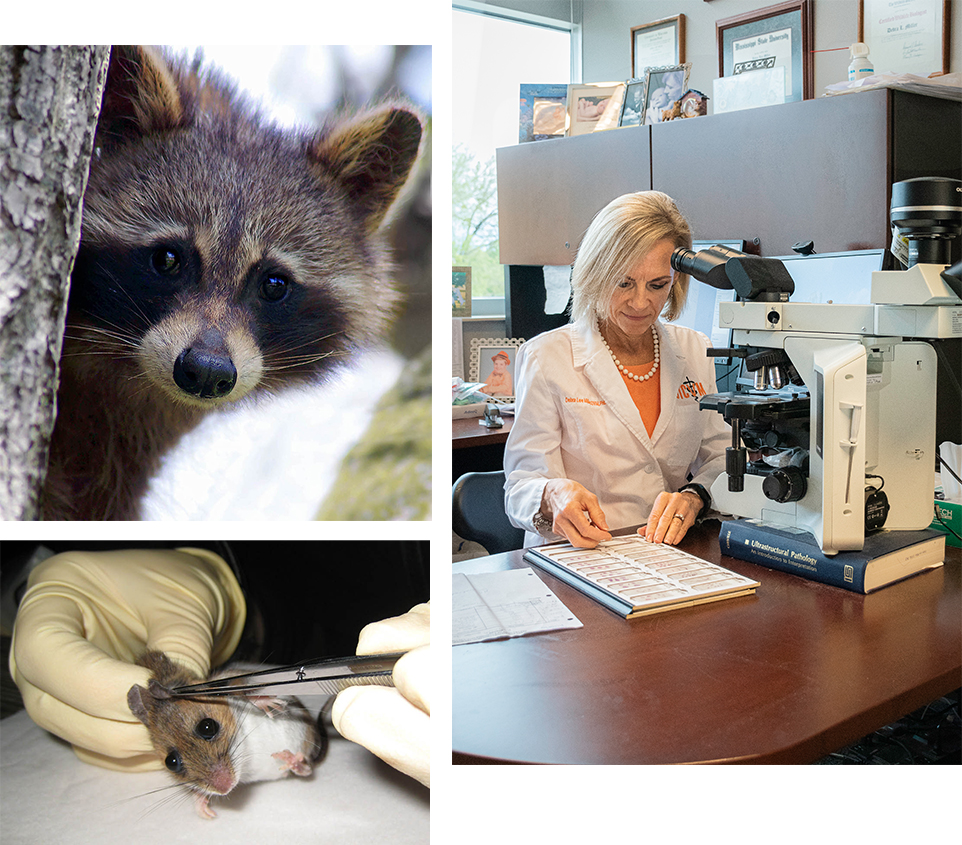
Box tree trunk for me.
[0,46,109,520]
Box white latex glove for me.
[331,602,430,786]
[9,547,246,771]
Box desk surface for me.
[452,523,962,765]
[452,415,513,449]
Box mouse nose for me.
[173,347,237,399]
[206,761,237,795]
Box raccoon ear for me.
[309,105,423,231]
[97,45,187,146]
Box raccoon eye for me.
[260,274,290,302]
[165,749,185,773]
[151,247,181,275]
[195,718,220,741]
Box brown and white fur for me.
[128,651,326,819]
[44,46,422,520]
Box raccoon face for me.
[70,219,352,409]
[67,46,423,410]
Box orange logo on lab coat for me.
[565,397,607,406]
[676,377,707,400]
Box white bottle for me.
[848,42,874,81]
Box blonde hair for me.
[570,191,692,329]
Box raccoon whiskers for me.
[62,321,141,354]
[262,349,347,372]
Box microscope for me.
[672,177,962,554]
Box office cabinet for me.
[496,89,961,262]
[496,124,650,267]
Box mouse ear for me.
[147,679,173,700]
[127,685,151,724]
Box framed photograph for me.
[469,338,525,402]
[519,84,568,143]
[453,266,471,318]
[858,0,950,76]
[717,1,814,103]
[619,78,647,127]
[641,64,691,125]
[567,82,626,136]
[631,15,686,78]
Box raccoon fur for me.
[43,45,423,521]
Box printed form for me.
[453,568,583,645]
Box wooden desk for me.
[452,523,962,764]
[452,416,513,449]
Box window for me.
[452,4,573,316]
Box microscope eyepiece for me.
[670,244,745,290]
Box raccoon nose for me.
[173,347,238,399]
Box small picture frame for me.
[619,78,647,127]
[716,1,814,103]
[453,266,471,318]
[567,82,625,136]
[641,64,691,125]
[631,15,686,78]
[519,83,569,143]
[469,338,525,403]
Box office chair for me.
[452,471,525,556]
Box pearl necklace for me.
[601,324,660,382]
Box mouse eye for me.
[165,750,185,773]
[195,718,220,741]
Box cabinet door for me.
[497,125,651,266]
[652,91,890,256]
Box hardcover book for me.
[718,519,945,593]
[524,536,759,619]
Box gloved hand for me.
[331,602,430,787]
[9,547,246,771]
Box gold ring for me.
[672,514,685,521]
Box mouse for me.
[127,651,327,819]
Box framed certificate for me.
[859,0,950,76]
[716,1,813,103]
[631,15,685,78]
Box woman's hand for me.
[541,479,612,548]
[639,490,704,545]
[332,603,431,787]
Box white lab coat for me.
[504,320,730,547]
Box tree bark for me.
[0,45,109,520]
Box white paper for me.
[543,265,572,315]
[713,67,786,114]
[452,317,464,379]
[453,568,582,645]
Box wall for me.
[467,0,959,102]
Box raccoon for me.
[43,45,423,521]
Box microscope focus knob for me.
[762,468,807,503]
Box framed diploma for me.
[859,0,950,76]
[716,1,813,103]
[631,15,685,78]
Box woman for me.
[504,191,729,548]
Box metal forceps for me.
[167,652,402,698]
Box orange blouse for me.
[617,366,661,437]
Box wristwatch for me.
[678,483,711,518]
[532,511,554,536]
